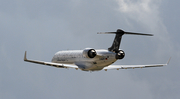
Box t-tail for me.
[98,29,153,53]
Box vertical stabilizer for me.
[108,30,124,53]
[97,29,153,53]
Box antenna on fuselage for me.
[97,29,153,53]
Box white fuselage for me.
[51,49,117,71]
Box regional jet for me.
[24,29,170,71]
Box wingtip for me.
[167,57,171,65]
[24,51,27,61]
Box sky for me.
[0,0,180,99]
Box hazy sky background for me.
[0,0,180,99]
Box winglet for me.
[24,51,27,61]
[167,57,171,65]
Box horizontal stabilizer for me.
[125,32,153,36]
[98,29,153,36]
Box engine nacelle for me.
[83,48,97,58]
[116,50,125,59]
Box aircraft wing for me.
[103,58,171,71]
[24,51,78,69]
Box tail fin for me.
[108,31,124,53]
[98,29,153,53]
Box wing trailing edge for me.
[103,57,171,71]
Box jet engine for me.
[116,50,125,59]
[83,48,97,58]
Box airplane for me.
[24,29,171,71]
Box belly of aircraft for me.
[75,59,116,71]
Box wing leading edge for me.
[103,58,171,71]
[24,51,78,69]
